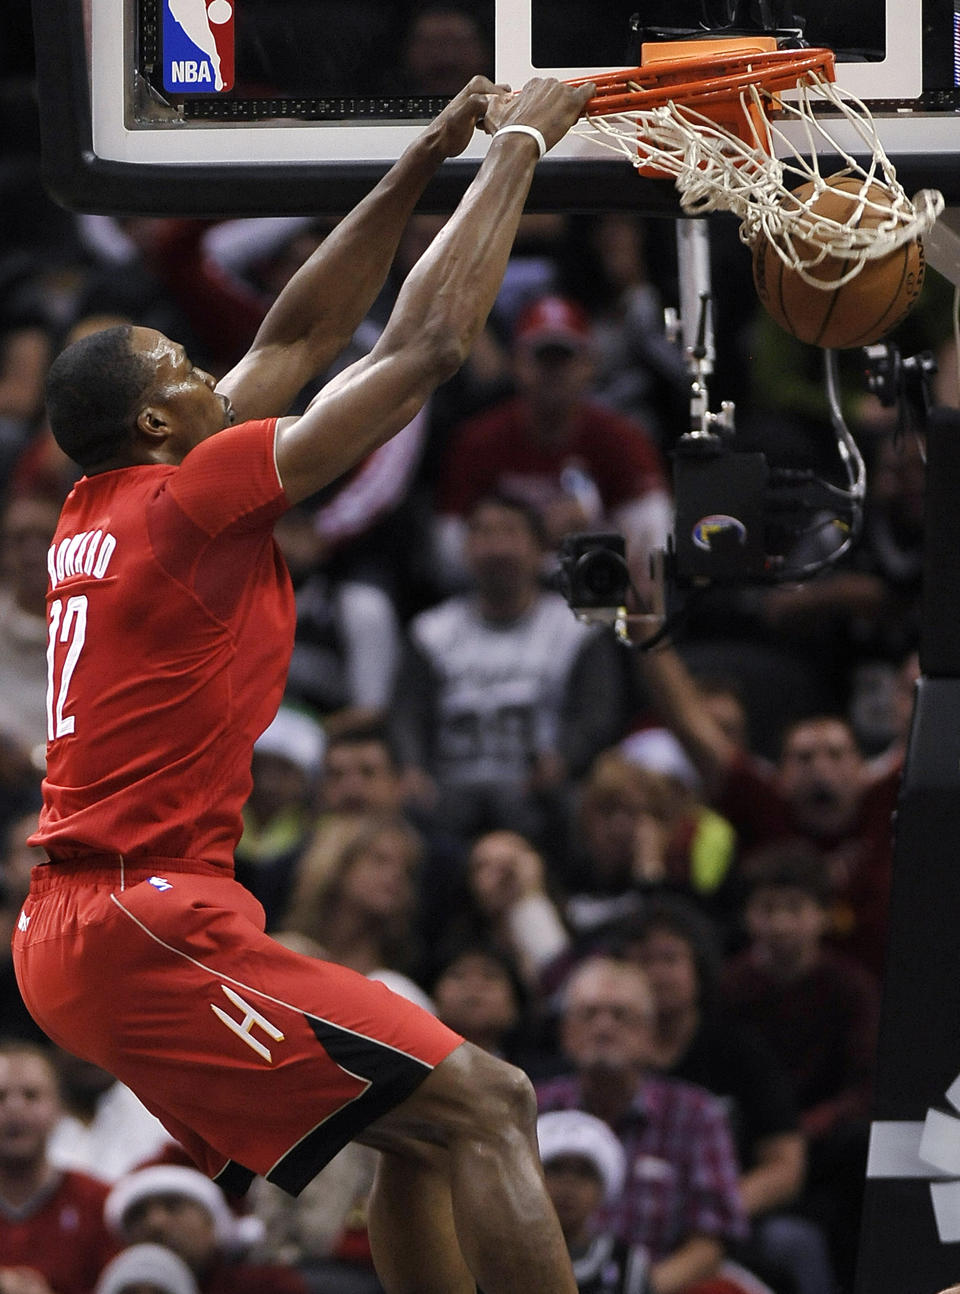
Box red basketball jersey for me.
[32,419,294,870]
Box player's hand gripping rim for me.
[482,76,596,156]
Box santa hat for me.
[94,1243,198,1294]
[104,1165,263,1252]
[536,1109,627,1204]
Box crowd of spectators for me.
[3,2,960,1292]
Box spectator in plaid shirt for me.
[536,956,750,1294]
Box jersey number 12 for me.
[46,595,88,740]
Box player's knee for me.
[373,1043,538,1158]
[457,1045,538,1139]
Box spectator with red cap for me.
[433,293,671,598]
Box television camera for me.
[555,222,936,645]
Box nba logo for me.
[162,0,235,94]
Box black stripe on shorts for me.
[213,1160,256,1196]
[265,1011,434,1196]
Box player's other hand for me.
[428,75,512,159]
[483,76,596,153]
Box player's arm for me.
[272,77,595,507]
[218,76,508,420]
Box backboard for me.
[32,0,960,215]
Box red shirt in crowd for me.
[0,1169,116,1294]
[200,1258,309,1294]
[438,396,667,519]
[718,749,900,978]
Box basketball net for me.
[571,45,945,290]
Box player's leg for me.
[359,1041,577,1294]
[16,870,572,1290]
[366,1143,474,1294]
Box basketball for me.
[751,175,926,349]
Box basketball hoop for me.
[570,43,944,289]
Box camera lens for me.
[577,549,629,601]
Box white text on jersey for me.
[48,530,118,589]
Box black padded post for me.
[856,406,960,1292]
[920,406,960,676]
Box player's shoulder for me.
[66,463,174,501]
[51,467,173,561]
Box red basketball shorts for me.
[13,861,462,1195]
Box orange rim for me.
[569,48,836,116]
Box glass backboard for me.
[32,0,960,215]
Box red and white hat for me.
[104,1165,264,1253]
[514,295,592,352]
[536,1109,627,1203]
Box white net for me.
[574,73,944,289]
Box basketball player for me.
[12,75,594,1294]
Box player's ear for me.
[136,406,169,441]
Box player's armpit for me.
[272,345,437,506]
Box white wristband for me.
[494,123,547,159]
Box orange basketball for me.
[751,175,926,349]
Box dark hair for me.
[427,938,529,1014]
[426,939,535,1063]
[777,713,860,762]
[467,491,548,549]
[741,840,833,907]
[606,895,724,1014]
[324,720,403,770]
[0,1038,62,1095]
[45,325,152,468]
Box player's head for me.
[46,325,233,471]
[46,325,152,467]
